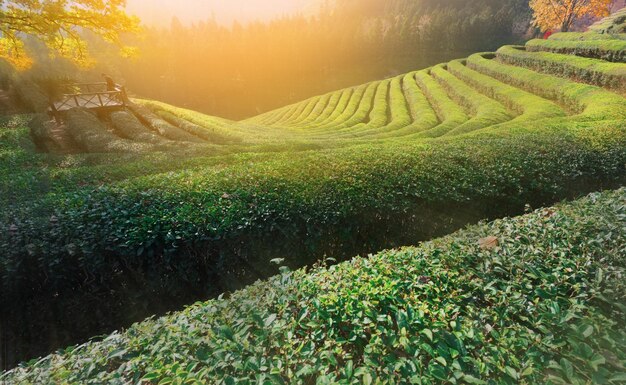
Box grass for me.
[3,187,625,384]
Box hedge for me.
[2,119,625,332]
[109,110,168,145]
[310,88,354,128]
[446,60,566,123]
[526,38,626,62]
[339,76,412,138]
[495,45,626,92]
[430,65,511,136]
[467,53,626,120]
[309,84,367,132]
[127,103,206,143]
[414,70,468,137]
[65,109,154,153]
[339,80,390,134]
[3,187,625,384]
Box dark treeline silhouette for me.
[31,0,533,120]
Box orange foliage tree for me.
[529,0,613,32]
[0,0,139,69]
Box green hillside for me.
[3,187,625,384]
[1,9,626,382]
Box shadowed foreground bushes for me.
[3,187,625,384]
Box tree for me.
[529,0,613,32]
[0,0,139,69]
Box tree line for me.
[3,0,619,119]
[96,0,533,119]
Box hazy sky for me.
[126,0,320,26]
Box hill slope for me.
[1,8,626,374]
[3,188,625,383]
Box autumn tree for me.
[529,0,613,32]
[0,0,139,69]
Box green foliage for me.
[109,110,167,145]
[466,52,626,120]
[446,59,566,123]
[548,31,626,41]
[588,7,626,33]
[3,16,626,373]
[342,76,413,138]
[106,0,530,120]
[347,80,390,132]
[3,188,625,384]
[526,38,626,62]
[127,103,205,143]
[334,82,379,130]
[311,89,355,128]
[137,100,243,144]
[65,109,152,153]
[430,64,512,136]
[496,45,626,92]
[414,70,468,137]
[3,117,626,326]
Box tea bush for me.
[3,188,624,384]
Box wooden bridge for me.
[49,82,127,119]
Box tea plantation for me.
[1,12,625,383]
[3,187,626,384]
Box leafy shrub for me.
[338,76,412,138]
[588,7,626,34]
[350,80,390,131]
[127,103,205,143]
[496,46,626,92]
[2,121,625,333]
[65,108,153,153]
[526,38,626,62]
[13,78,49,112]
[467,53,626,120]
[3,188,624,384]
[309,88,354,128]
[548,31,626,41]
[332,82,379,130]
[414,70,468,137]
[446,60,566,123]
[430,64,511,136]
[109,110,167,145]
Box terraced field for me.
[1,11,626,382]
[4,187,626,384]
[17,16,625,153]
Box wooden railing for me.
[49,83,127,115]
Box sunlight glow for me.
[126,0,321,26]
